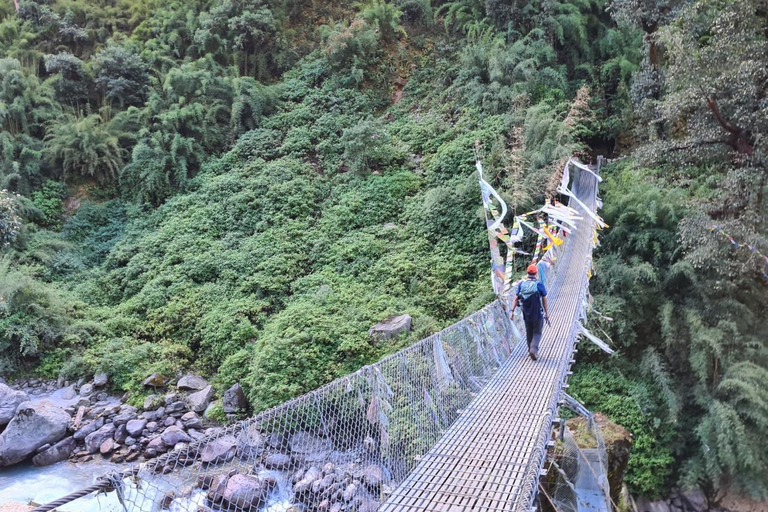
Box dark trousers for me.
[524,318,544,354]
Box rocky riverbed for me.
[0,375,390,512]
[0,373,246,470]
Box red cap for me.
[527,264,538,275]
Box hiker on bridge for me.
[510,264,550,360]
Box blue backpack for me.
[517,280,543,321]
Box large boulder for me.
[0,384,29,427]
[84,424,116,454]
[368,314,412,342]
[93,373,108,387]
[161,425,192,446]
[32,436,76,467]
[201,436,237,464]
[222,383,247,413]
[186,385,215,413]
[264,453,292,470]
[177,375,208,391]
[221,474,277,510]
[290,431,332,464]
[126,419,147,437]
[142,374,168,388]
[79,383,94,397]
[0,401,70,466]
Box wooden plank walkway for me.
[379,171,599,512]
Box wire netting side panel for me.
[115,302,514,512]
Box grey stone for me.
[222,383,247,413]
[144,394,164,410]
[146,421,159,433]
[236,423,264,458]
[186,385,214,413]
[362,464,387,489]
[290,432,332,464]
[59,385,77,400]
[221,474,276,510]
[84,424,116,454]
[181,411,202,430]
[177,375,209,391]
[93,373,108,387]
[165,401,186,414]
[201,437,236,464]
[74,417,105,441]
[264,453,292,470]
[368,314,412,342]
[32,437,76,467]
[0,384,30,427]
[100,438,116,455]
[112,412,136,426]
[114,424,129,444]
[0,401,70,466]
[126,419,147,437]
[161,426,192,446]
[79,383,94,396]
[147,436,167,451]
[142,374,168,388]
[163,416,176,427]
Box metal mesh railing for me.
[87,300,518,512]
[550,418,611,512]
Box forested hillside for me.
[0,0,765,502]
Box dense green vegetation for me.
[0,0,765,502]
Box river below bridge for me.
[0,458,295,512]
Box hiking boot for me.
[529,349,538,361]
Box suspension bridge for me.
[30,158,611,512]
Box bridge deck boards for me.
[380,174,597,512]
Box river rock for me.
[166,401,186,414]
[79,383,95,396]
[59,385,77,400]
[114,424,129,444]
[221,474,276,510]
[85,424,116,454]
[181,411,202,430]
[146,436,168,453]
[94,373,108,387]
[0,401,70,466]
[201,436,236,464]
[32,436,76,467]
[186,385,214,413]
[265,453,292,470]
[144,394,164,410]
[368,314,412,342]
[143,374,168,388]
[235,423,264,458]
[0,384,29,427]
[177,375,208,391]
[222,383,247,413]
[146,421,159,433]
[290,431,332,464]
[162,425,192,445]
[112,412,136,425]
[126,419,147,437]
[100,437,116,455]
[74,417,105,441]
[362,464,387,489]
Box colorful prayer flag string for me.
[709,225,768,279]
